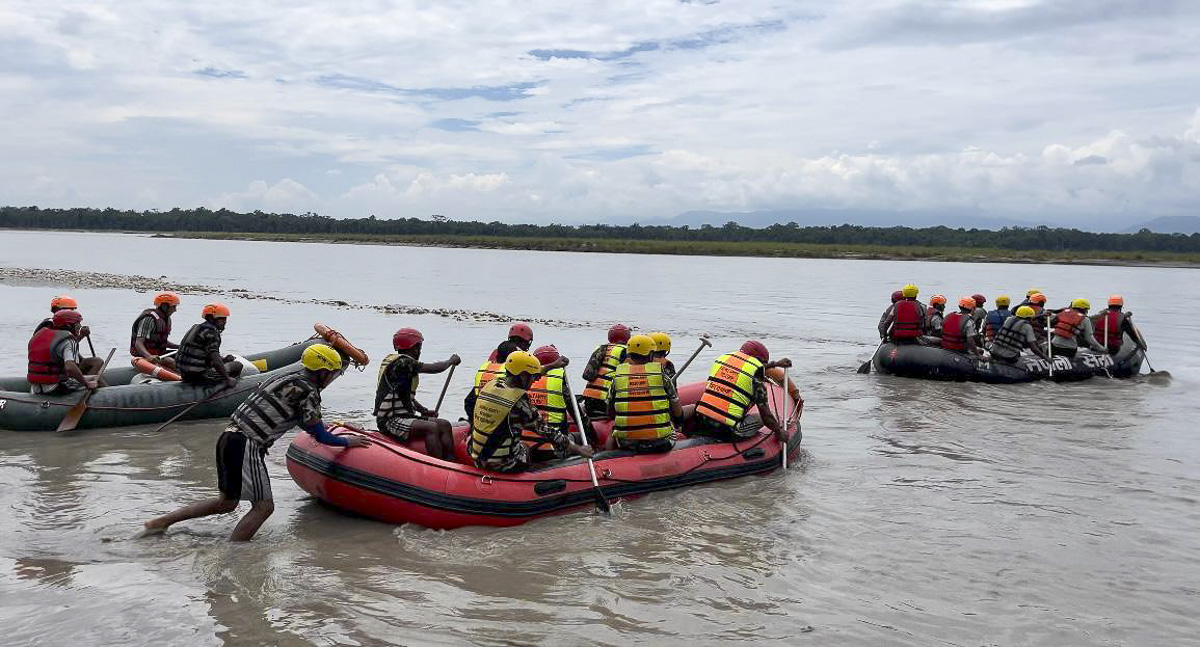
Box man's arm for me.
[581,347,604,381]
[418,354,461,374]
[1079,318,1108,353]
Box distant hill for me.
[663,209,1043,231]
[1125,216,1200,234]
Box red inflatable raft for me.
[286,381,802,529]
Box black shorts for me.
[182,369,224,386]
[216,429,272,501]
[613,437,675,453]
[691,414,760,441]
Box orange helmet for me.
[202,302,231,319]
[154,291,181,306]
[959,297,976,309]
[50,295,78,310]
[1108,294,1124,307]
[1029,293,1047,305]
[929,294,947,306]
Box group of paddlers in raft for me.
[22,292,803,540]
[877,285,1147,363]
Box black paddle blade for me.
[595,493,613,516]
[856,360,872,374]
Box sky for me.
[2,0,1200,228]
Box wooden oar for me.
[153,384,235,433]
[673,335,712,384]
[564,375,612,515]
[56,348,116,433]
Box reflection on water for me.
[1,231,1199,645]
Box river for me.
[1,230,1198,646]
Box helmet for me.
[740,340,769,363]
[53,309,83,327]
[1027,288,1041,297]
[202,302,231,318]
[608,323,631,344]
[301,344,343,372]
[959,297,976,310]
[1071,298,1090,310]
[1108,294,1124,307]
[627,334,656,357]
[1016,306,1035,319]
[50,295,78,310]
[996,294,1011,307]
[902,284,919,298]
[649,331,671,354]
[891,290,903,303]
[1029,293,1046,305]
[972,293,986,306]
[392,327,424,350]
[532,344,560,365]
[154,291,181,306]
[508,322,533,342]
[504,350,541,376]
[929,294,947,306]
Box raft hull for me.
[871,342,1145,383]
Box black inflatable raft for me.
[870,341,1144,384]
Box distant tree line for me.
[2,205,1199,253]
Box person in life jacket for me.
[176,303,243,388]
[925,295,947,337]
[880,284,927,343]
[941,298,983,356]
[989,306,1048,364]
[580,323,631,418]
[983,295,1012,343]
[1090,295,1144,355]
[1026,293,1049,338]
[27,309,105,395]
[524,345,585,458]
[648,332,677,382]
[686,340,792,443]
[1012,288,1042,313]
[468,351,593,473]
[1048,298,1108,358]
[374,327,461,460]
[130,292,181,370]
[466,323,567,424]
[487,322,535,363]
[141,343,370,542]
[35,295,91,342]
[605,335,683,453]
[876,290,905,339]
[969,294,988,344]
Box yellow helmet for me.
[1071,298,1090,310]
[301,344,343,372]
[504,350,542,376]
[902,284,919,298]
[649,332,671,354]
[627,334,656,357]
[1026,288,1041,297]
[1015,306,1036,318]
[996,294,1011,307]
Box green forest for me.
[2,205,1199,254]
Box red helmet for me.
[53,309,83,328]
[972,293,986,306]
[608,323,631,344]
[50,295,78,310]
[392,327,424,350]
[891,290,903,303]
[532,344,560,365]
[508,322,533,342]
[202,302,231,318]
[740,340,769,363]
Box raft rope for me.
[0,386,256,411]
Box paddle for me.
[780,367,789,470]
[153,383,235,433]
[85,335,96,358]
[56,348,116,433]
[430,364,456,416]
[1131,323,1169,379]
[564,375,612,515]
[858,340,884,374]
[673,335,712,384]
[1046,314,1055,379]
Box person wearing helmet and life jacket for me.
[473,322,534,398]
[1012,288,1043,313]
[969,294,988,343]
[605,334,683,454]
[525,345,584,457]
[176,303,243,388]
[468,351,593,473]
[35,295,92,341]
[876,290,905,339]
[648,332,677,382]
[374,328,461,460]
[925,295,947,337]
[880,284,927,343]
[1049,298,1108,358]
[1090,295,1144,355]
[940,298,983,356]
[580,324,631,418]
[142,343,369,542]
[989,306,1048,364]
[1026,292,1050,338]
[27,309,105,395]
[983,295,1013,343]
[686,340,792,443]
[130,292,181,370]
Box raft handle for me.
[480,475,493,486]
[742,448,765,461]
[534,480,567,496]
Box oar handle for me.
[432,363,456,415]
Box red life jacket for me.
[1053,309,1085,339]
[28,328,73,385]
[129,308,172,356]
[891,300,922,339]
[940,312,968,351]
[1093,310,1124,351]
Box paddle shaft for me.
[674,337,712,383]
[781,367,789,470]
[154,384,233,433]
[86,336,96,358]
[1047,314,1054,377]
[564,375,611,514]
[859,340,885,374]
[56,347,116,433]
[432,363,456,415]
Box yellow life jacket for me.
[581,343,626,401]
[611,362,673,442]
[373,353,419,418]
[527,367,567,427]
[696,351,764,427]
[377,352,399,381]
[473,360,505,394]
[468,379,527,461]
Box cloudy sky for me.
[3,0,1199,227]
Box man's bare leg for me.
[229,500,274,542]
[141,498,239,536]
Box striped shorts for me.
[378,414,423,442]
[216,428,272,502]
